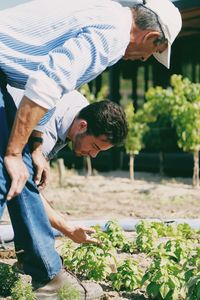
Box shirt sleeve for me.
[25,26,124,109]
[34,107,56,132]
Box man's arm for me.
[29,130,50,189]
[41,193,98,244]
[4,96,47,200]
[5,25,125,199]
[6,96,47,155]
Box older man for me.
[0,0,181,298]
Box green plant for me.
[145,75,200,187]
[164,239,193,263]
[91,225,114,251]
[124,103,149,180]
[136,221,158,253]
[63,242,116,281]
[110,259,143,292]
[11,279,36,300]
[187,273,200,300]
[0,263,19,297]
[122,240,137,254]
[142,257,186,300]
[184,247,200,281]
[61,240,76,269]
[173,81,200,185]
[151,221,167,237]
[105,220,127,249]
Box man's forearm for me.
[6,96,47,156]
[41,193,97,244]
[40,193,74,237]
[29,130,44,153]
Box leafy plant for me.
[142,257,186,300]
[122,240,137,254]
[91,225,114,251]
[184,247,200,281]
[164,239,193,262]
[110,259,143,292]
[11,279,36,300]
[105,220,127,249]
[63,242,116,281]
[136,221,158,253]
[187,273,200,300]
[124,103,149,180]
[0,263,19,297]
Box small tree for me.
[170,75,200,187]
[145,75,200,187]
[124,103,148,180]
[145,86,178,175]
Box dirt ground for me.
[3,167,200,222]
[44,167,200,221]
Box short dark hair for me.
[77,100,128,146]
[132,4,167,45]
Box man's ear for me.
[143,31,160,44]
[77,119,87,133]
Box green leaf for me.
[160,283,170,299]
[147,282,159,298]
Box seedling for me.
[110,259,143,292]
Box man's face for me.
[123,30,168,62]
[72,132,113,158]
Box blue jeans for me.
[0,83,62,283]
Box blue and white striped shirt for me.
[0,0,132,113]
[8,86,89,159]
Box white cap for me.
[143,0,182,68]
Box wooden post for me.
[130,153,134,181]
[193,149,199,188]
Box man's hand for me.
[66,226,99,244]
[5,96,47,198]
[31,147,49,189]
[4,154,29,200]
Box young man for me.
[0,0,181,298]
[2,86,127,298]
[7,86,126,244]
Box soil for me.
[45,167,200,221]
[1,167,200,299]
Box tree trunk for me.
[159,151,164,177]
[57,158,65,187]
[129,153,135,180]
[119,150,124,170]
[85,156,92,177]
[193,149,199,188]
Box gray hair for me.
[132,4,167,45]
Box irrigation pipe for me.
[1,218,200,243]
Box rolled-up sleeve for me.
[25,26,121,109]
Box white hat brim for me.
[153,41,171,69]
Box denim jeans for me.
[0,82,62,282]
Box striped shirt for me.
[7,86,89,159]
[0,0,132,115]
